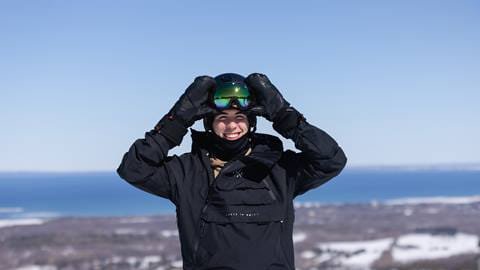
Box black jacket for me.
[117,120,347,269]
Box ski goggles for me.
[212,83,252,110]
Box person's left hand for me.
[245,73,290,122]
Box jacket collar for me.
[190,129,283,173]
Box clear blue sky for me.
[1,1,479,171]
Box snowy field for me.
[1,195,480,270]
[301,233,479,268]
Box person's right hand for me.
[167,75,216,127]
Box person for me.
[117,73,347,270]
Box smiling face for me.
[212,109,249,141]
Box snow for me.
[160,229,179,238]
[293,232,307,243]
[14,265,57,270]
[126,257,138,265]
[0,218,45,228]
[138,256,162,269]
[312,232,480,268]
[108,255,162,269]
[294,201,324,208]
[170,260,183,268]
[317,237,394,267]
[392,233,480,263]
[313,253,334,264]
[293,195,480,209]
[60,246,76,256]
[301,250,316,259]
[385,195,480,205]
[403,208,414,216]
[114,228,149,235]
[119,217,152,223]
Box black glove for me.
[245,73,305,137]
[154,76,216,146]
[245,73,290,122]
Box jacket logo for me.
[229,169,244,179]
[225,212,260,217]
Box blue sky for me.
[1,1,479,171]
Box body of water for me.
[0,169,479,219]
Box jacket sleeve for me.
[275,109,347,198]
[116,130,185,205]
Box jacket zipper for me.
[193,152,242,265]
[278,218,293,269]
[193,150,216,265]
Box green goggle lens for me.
[213,84,251,110]
[214,97,250,109]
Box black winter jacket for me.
[117,120,347,270]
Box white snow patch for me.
[301,250,316,259]
[170,260,183,268]
[294,201,324,208]
[310,232,480,268]
[403,208,413,216]
[0,218,45,228]
[370,200,379,208]
[60,246,76,256]
[14,265,57,270]
[386,195,480,205]
[139,256,162,269]
[293,232,307,243]
[313,253,334,264]
[126,256,138,265]
[161,229,179,238]
[114,228,149,235]
[392,233,480,263]
[317,237,394,267]
[119,217,152,224]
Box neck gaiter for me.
[208,132,252,161]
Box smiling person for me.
[117,73,347,270]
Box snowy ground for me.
[385,195,480,205]
[392,233,480,263]
[0,218,45,228]
[315,237,394,267]
[2,195,480,270]
[307,232,479,268]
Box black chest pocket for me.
[201,171,285,224]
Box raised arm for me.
[245,73,347,197]
[117,76,216,204]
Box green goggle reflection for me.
[213,84,251,109]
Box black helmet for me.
[203,73,257,132]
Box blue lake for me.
[0,169,479,218]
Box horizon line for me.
[1,162,480,174]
